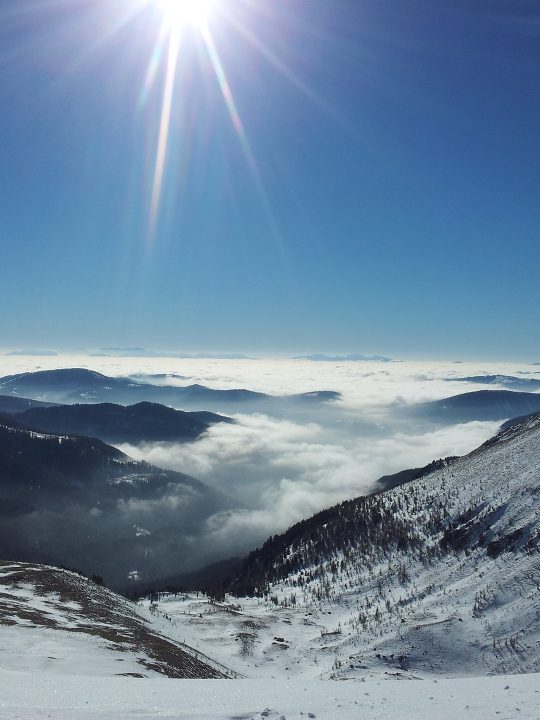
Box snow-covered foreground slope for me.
[1,672,539,719]
[0,562,230,679]
[4,570,539,720]
[2,570,538,720]
[2,415,540,718]
[142,415,540,680]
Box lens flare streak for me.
[226,13,339,123]
[201,24,287,260]
[146,1,284,249]
[201,24,259,180]
[139,25,168,110]
[149,27,180,240]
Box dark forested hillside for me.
[0,395,58,413]
[11,401,231,444]
[0,419,231,587]
[224,491,434,597]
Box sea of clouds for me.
[2,353,538,566]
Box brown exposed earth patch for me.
[0,560,230,679]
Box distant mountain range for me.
[90,347,252,359]
[3,400,231,445]
[406,389,540,423]
[5,349,59,356]
[0,368,341,411]
[447,374,540,391]
[296,353,392,362]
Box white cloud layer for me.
[117,415,500,557]
[1,353,534,563]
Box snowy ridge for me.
[481,410,540,446]
[0,420,70,443]
[141,415,540,679]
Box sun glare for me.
[157,0,215,31]
[143,0,270,243]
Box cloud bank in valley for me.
[113,354,517,561]
[119,413,500,559]
[1,353,534,571]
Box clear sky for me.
[1,0,539,359]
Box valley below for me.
[1,356,540,718]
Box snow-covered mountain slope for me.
[2,416,540,719]
[141,414,540,679]
[0,561,231,679]
[2,563,539,716]
[2,566,539,720]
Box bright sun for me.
[157,0,215,31]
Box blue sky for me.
[1,0,539,359]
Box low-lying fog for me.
[2,354,538,568]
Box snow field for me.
[1,672,539,719]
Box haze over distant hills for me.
[296,353,392,362]
[0,395,58,413]
[0,368,340,411]
[5,349,59,357]
[4,361,540,594]
[0,417,233,586]
[89,347,252,360]
[405,389,540,424]
[447,374,540,391]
